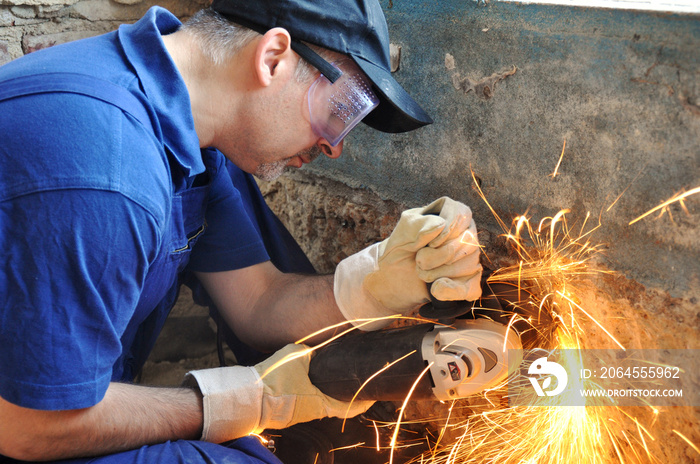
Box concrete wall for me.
[307,0,699,299]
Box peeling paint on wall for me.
[445,52,517,100]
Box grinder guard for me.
[422,319,521,401]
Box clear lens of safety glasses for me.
[307,59,380,147]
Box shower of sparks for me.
[388,169,667,464]
[403,332,662,464]
[628,186,700,225]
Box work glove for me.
[334,197,482,331]
[185,344,373,444]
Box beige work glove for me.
[334,197,482,331]
[185,344,373,444]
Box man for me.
[0,0,483,462]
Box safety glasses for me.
[306,59,380,147]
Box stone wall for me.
[257,171,405,273]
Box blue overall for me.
[0,7,312,463]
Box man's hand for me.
[186,344,373,444]
[414,197,482,301]
[334,197,482,330]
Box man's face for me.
[217,66,342,181]
[218,53,373,181]
[244,82,344,181]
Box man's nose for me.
[317,138,343,159]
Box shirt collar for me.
[117,7,205,177]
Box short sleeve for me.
[0,190,160,410]
[187,150,270,272]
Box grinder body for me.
[309,319,522,402]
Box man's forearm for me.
[246,272,345,348]
[0,382,203,461]
[196,264,347,352]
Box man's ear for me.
[254,27,294,87]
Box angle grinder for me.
[309,277,546,402]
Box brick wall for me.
[0,0,205,65]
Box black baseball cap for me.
[210,0,433,133]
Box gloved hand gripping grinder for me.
[309,281,537,402]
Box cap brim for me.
[352,54,433,133]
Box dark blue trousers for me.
[1,437,282,464]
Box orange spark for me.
[341,350,418,432]
[606,163,648,212]
[629,186,700,225]
[373,421,381,451]
[549,139,567,178]
[389,362,434,464]
[248,433,270,444]
[329,442,365,452]
[673,430,700,456]
[556,291,626,350]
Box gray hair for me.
[181,8,337,83]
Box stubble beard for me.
[253,146,323,182]
[254,159,290,182]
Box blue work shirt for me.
[0,7,270,412]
